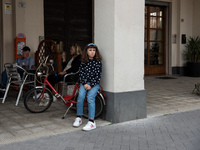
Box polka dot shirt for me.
[79,59,102,88]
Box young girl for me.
[73,43,102,131]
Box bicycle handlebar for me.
[36,55,55,77]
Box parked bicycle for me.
[24,56,106,119]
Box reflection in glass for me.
[150,7,163,16]
[145,54,147,65]
[150,54,164,65]
[158,54,164,65]
[144,42,147,65]
[145,17,147,27]
[150,29,163,41]
[145,42,147,53]
[145,6,147,16]
[145,29,147,41]
[150,42,163,53]
[150,17,162,28]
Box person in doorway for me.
[73,43,102,131]
[47,43,82,88]
[0,46,35,98]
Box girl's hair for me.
[71,43,82,56]
[81,43,102,63]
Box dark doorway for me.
[0,1,3,73]
[44,0,92,53]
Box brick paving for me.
[0,109,200,150]
[1,75,200,149]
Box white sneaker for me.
[73,117,82,127]
[53,96,57,102]
[39,101,48,107]
[39,93,49,106]
[44,93,50,99]
[82,121,96,131]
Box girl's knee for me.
[87,95,96,104]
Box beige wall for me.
[179,0,193,66]
[171,0,179,67]
[15,0,44,55]
[193,0,200,37]
[1,0,44,68]
[95,0,145,92]
[157,0,194,68]
[171,0,193,67]
[2,0,14,67]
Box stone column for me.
[94,0,146,123]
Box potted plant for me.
[183,36,200,77]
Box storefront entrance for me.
[145,5,166,75]
[44,0,92,51]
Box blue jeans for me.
[77,83,100,119]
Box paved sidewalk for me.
[0,109,200,150]
[145,75,200,118]
[1,75,200,149]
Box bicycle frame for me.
[40,76,104,105]
[39,76,77,104]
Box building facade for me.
[0,0,200,123]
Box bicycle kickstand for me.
[62,103,73,119]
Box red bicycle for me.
[24,56,106,119]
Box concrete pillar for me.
[94,0,146,123]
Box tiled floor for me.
[1,75,200,145]
[145,75,200,117]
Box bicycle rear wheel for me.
[24,87,53,113]
[81,94,104,119]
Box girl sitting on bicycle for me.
[73,43,102,131]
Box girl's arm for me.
[79,62,87,85]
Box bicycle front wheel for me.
[82,94,104,119]
[24,87,53,113]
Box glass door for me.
[145,6,166,75]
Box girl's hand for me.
[58,71,67,75]
[84,84,91,90]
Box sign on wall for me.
[16,33,26,59]
[5,3,12,14]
